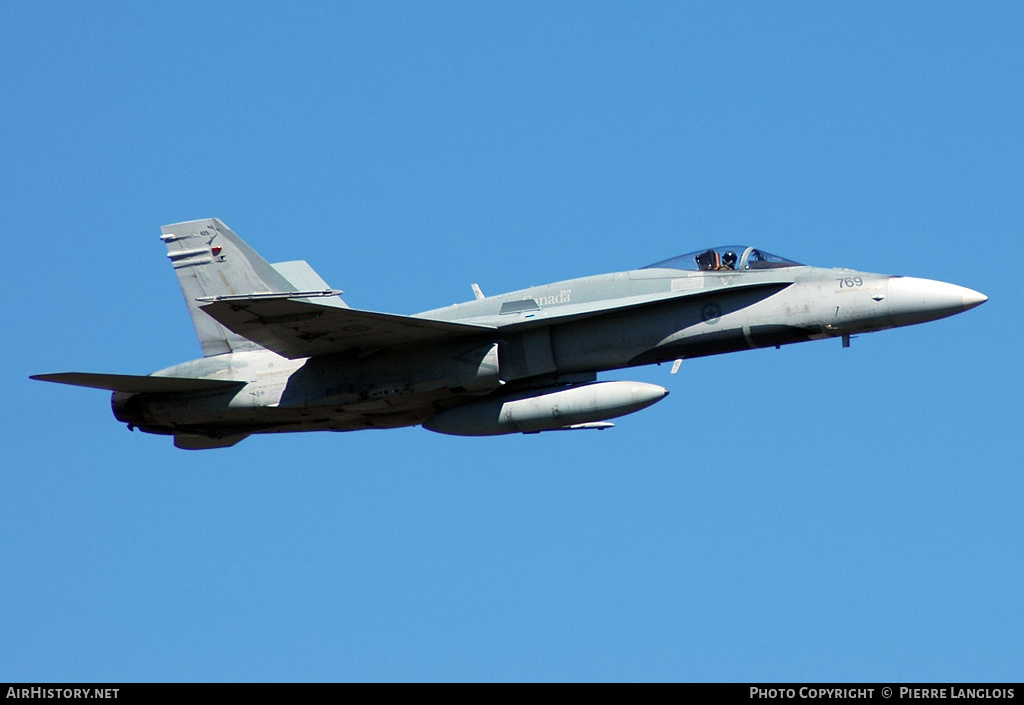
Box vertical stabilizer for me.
[161,218,297,356]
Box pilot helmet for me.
[722,251,737,267]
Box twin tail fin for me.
[160,218,346,356]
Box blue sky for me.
[2,1,1021,682]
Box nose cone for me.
[887,276,987,327]
[961,288,989,310]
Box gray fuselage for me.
[120,261,981,439]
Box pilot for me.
[719,251,737,270]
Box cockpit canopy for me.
[643,246,802,272]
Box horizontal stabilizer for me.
[199,298,496,358]
[30,372,245,394]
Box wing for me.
[199,296,497,359]
[30,372,245,394]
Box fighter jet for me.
[32,219,987,449]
